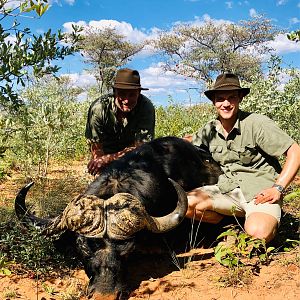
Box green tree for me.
[152,16,280,85]
[0,0,81,111]
[4,77,88,177]
[287,30,300,42]
[241,56,300,143]
[76,26,144,93]
[155,97,215,138]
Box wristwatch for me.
[272,184,285,193]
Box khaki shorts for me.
[198,185,282,223]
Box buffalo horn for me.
[105,178,188,239]
[145,178,188,233]
[15,182,53,228]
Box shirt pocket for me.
[209,145,224,163]
[238,145,259,166]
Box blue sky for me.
[13,0,300,106]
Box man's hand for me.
[254,187,282,204]
[87,141,141,176]
[183,134,193,142]
[87,155,112,176]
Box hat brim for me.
[204,87,250,101]
[113,83,149,90]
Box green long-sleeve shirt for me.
[85,93,155,154]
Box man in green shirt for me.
[85,68,155,175]
[186,73,300,242]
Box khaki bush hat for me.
[113,68,149,90]
[204,73,250,100]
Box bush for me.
[241,57,300,143]
[155,99,215,138]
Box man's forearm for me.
[90,142,105,159]
[112,141,142,159]
[90,141,141,165]
[275,143,300,189]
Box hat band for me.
[114,81,141,87]
[215,83,241,89]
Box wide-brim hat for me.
[113,68,149,90]
[204,73,250,101]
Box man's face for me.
[114,89,140,113]
[213,90,242,121]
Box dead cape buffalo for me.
[15,136,222,300]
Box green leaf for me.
[266,246,275,253]
[0,268,12,275]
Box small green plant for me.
[0,220,67,274]
[3,288,18,299]
[214,225,275,267]
[42,282,57,296]
[0,253,12,275]
[284,188,300,201]
[283,239,300,252]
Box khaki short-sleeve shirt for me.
[85,93,155,154]
[192,110,294,202]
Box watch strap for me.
[272,184,284,193]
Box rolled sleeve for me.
[255,115,295,157]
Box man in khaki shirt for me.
[186,73,300,242]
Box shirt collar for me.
[233,110,242,134]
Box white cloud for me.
[63,20,87,32]
[60,72,96,88]
[139,63,202,105]
[50,0,75,5]
[4,35,17,44]
[249,8,258,18]
[277,0,288,5]
[63,19,151,44]
[59,72,97,102]
[268,33,300,54]
[177,14,232,28]
[275,72,293,91]
[290,17,300,24]
[3,1,19,9]
[225,1,233,9]
[64,0,75,5]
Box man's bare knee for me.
[245,213,278,243]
